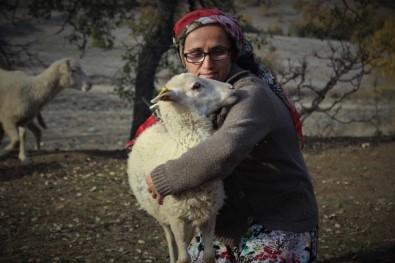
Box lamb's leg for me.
[0,123,20,159]
[161,223,177,263]
[200,217,216,263]
[170,219,194,263]
[18,126,31,165]
[27,121,42,150]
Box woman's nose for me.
[201,55,214,68]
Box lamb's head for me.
[151,73,237,116]
[57,58,92,92]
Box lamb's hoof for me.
[20,157,32,165]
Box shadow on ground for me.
[320,245,395,263]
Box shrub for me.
[267,23,283,35]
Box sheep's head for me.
[151,73,237,116]
[58,58,92,92]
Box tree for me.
[114,1,235,140]
[125,0,177,141]
[0,0,234,141]
[278,0,395,135]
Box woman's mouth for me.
[199,73,216,79]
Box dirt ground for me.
[1,136,394,263]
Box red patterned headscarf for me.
[173,9,247,63]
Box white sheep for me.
[0,58,92,164]
[127,73,237,263]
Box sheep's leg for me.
[36,112,47,129]
[161,223,177,263]
[0,123,20,159]
[170,219,194,263]
[200,217,216,263]
[18,126,31,165]
[27,121,42,150]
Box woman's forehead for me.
[184,25,232,49]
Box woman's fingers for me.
[146,174,163,205]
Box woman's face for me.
[183,25,233,82]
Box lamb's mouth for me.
[223,94,238,106]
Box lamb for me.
[127,73,237,263]
[0,58,92,164]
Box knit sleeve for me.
[151,164,172,196]
[151,76,279,196]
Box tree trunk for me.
[128,0,178,141]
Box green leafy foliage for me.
[288,2,355,40]
[364,17,395,87]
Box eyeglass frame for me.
[183,48,231,64]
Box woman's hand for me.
[146,174,164,205]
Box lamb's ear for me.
[151,89,178,103]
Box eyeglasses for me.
[183,49,231,64]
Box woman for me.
[145,9,319,263]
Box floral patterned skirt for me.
[188,224,319,263]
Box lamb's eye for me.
[191,82,201,91]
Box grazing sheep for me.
[0,58,92,164]
[127,73,237,263]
